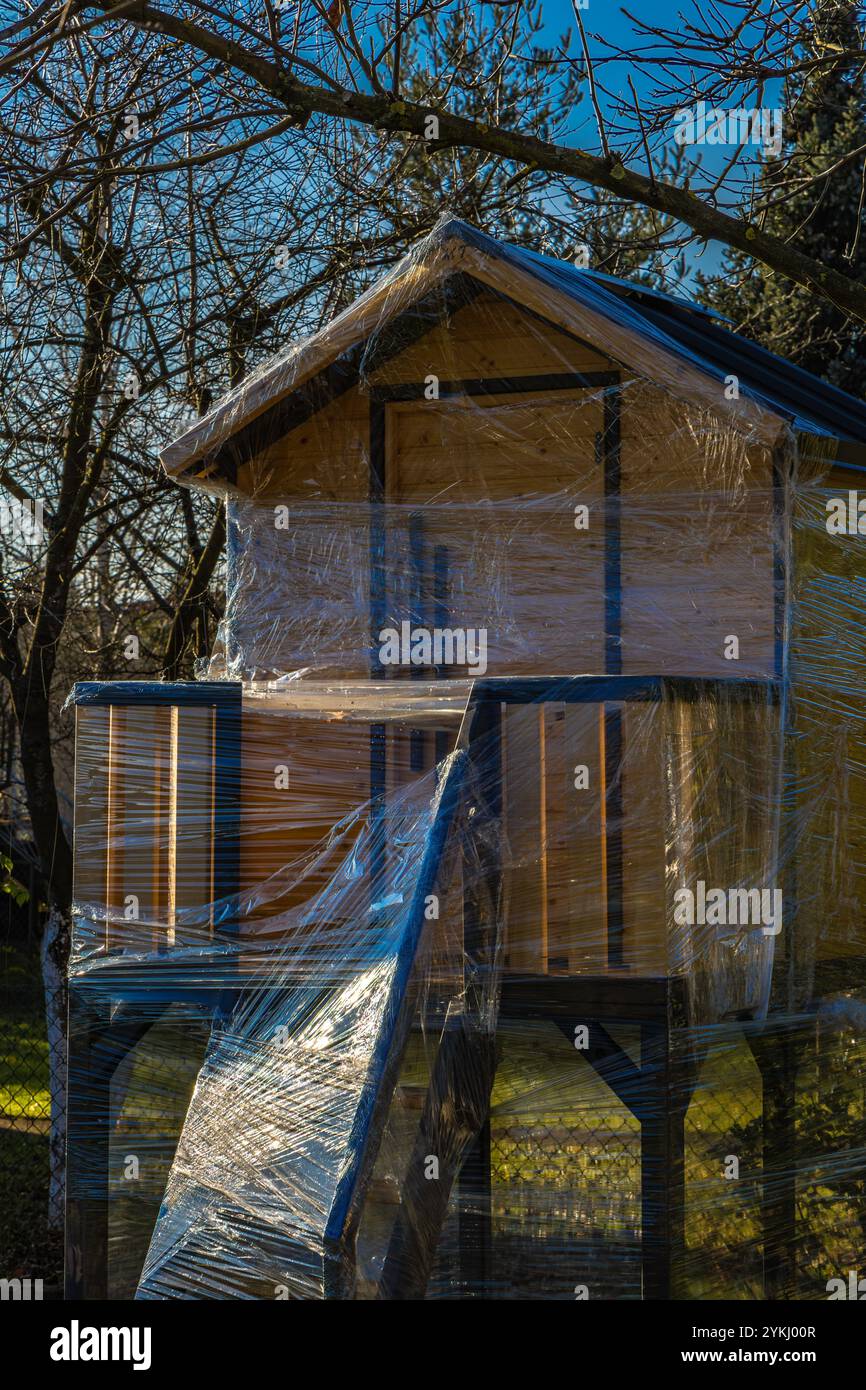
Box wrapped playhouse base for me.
[66,220,866,1299]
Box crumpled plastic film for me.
[65,217,866,1300]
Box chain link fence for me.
[484,1020,643,1298]
[0,938,64,1292]
[483,1015,866,1300]
[3,950,865,1300]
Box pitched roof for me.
[162,217,866,480]
[464,224,866,444]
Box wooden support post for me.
[746,1022,799,1300]
[378,1024,496,1299]
[65,994,155,1300]
[458,1115,492,1295]
[553,992,688,1301]
[639,1015,687,1300]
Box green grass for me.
[0,941,51,1124]
[0,941,61,1285]
[0,1017,50,1120]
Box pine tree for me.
[698,0,866,395]
[343,3,581,247]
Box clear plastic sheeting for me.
[136,743,481,1300]
[67,678,787,1301]
[210,386,782,687]
[160,217,798,484]
[66,218,866,1300]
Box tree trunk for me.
[41,905,70,1231]
[162,501,226,680]
[11,681,74,1233]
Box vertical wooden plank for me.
[458,1117,492,1293]
[173,705,219,944]
[238,711,370,956]
[106,705,170,953]
[599,703,609,961]
[746,1023,799,1299]
[543,704,570,972]
[166,705,179,948]
[640,1007,687,1299]
[603,704,625,968]
[563,703,606,973]
[538,709,549,967]
[72,706,111,951]
[620,702,667,974]
[105,706,125,953]
[208,706,217,935]
[149,707,168,953]
[501,704,546,973]
[155,708,167,951]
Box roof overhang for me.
[161,224,793,484]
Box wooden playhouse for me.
[67,219,866,1300]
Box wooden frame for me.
[66,681,242,1300]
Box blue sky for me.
[527,0,786,282]
[536,0,784,131]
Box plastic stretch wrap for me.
[66,220,866,1300]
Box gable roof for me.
[162,217,866,482]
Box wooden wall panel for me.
[233,393,372,681]
[238,712,370,943]
[173,706,218,939]
[791,466,866,967]
[72,706,111,944]
[619,388,776,678]
[387,392,605,678]
[544,702,607,973]
[367,290,615,387]
[104,705,169,954]
[241,391,370,500]
[84,705,220,954]
[501,705,546,973]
